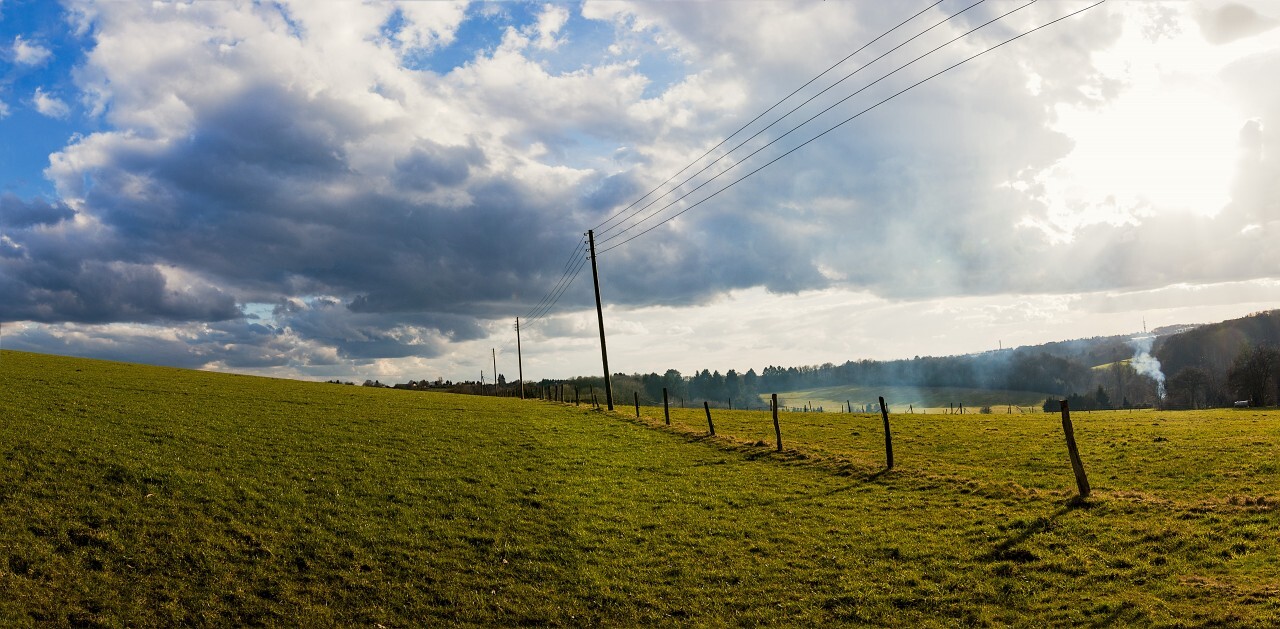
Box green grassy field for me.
[3,350,1279,626]
[768,384,1055,413]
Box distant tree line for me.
[519,347,1153,410]
[363,310,1280,411]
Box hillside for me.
[1157,309,1280,377]
[3,349,1279,626]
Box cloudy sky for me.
[1,0,1278,384]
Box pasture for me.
[2,350,1278,626]
[765,384,1054,414]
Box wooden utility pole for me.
[515,318,525,400]
[492,348,498,393]
[586,230,614,410]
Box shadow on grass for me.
[981,496,1091,563]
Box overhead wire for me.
[597,0,1035,248]
[595,0,987,244]
[495,249,589,366]
[493,0,1104,375]
[590,0,952,238]
[524,249,590,327]
[493,2,963,378]
[495,244,590,358]
[519,234,587,322]
[598,0,1106,255]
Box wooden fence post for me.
[772,393,782,452]
[663,388,670,425]
[1059,400,1091,497]
[634,391,640,418]
[575,387,580,406]
[704,401,715,436]
[879,396,894,470]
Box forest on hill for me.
[438,310,1280,411]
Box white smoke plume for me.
[1129,335,1166,399]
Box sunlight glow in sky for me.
[1,1,1278,382]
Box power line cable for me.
[596,0,988,244]
[589,0,951,236]
[507,0,986,338]
[600,0,1035,248]
[496,249,589,356]
[525,250,590,326]
[520,235,587,321]
[599,0,1105,255]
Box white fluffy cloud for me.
[31,87,69,118]
[4,0,1279,381]
[11,34,52,65]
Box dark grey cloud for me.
[1,317,327,371]
[1,256,241,324]
[7,1,1277,380]
[393,140,485,192]
[272,297,456,360]
[0,194,75,227]
[3,324,217,370]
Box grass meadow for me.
[2,349,1279,626]
[766,384,1055,414]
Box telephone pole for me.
[492,348,498,393]
[515,317,525,399]
[586,230,614,410]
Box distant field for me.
[767,383,1056,413]
[3,350,1279,626]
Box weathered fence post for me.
[704,401,715,436]
[634,391,640,418]
[772,393,782,452]
[879,396,894,470]
[663,388,670,425]
[728,397,732,411]
[1059,400,1091,497]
